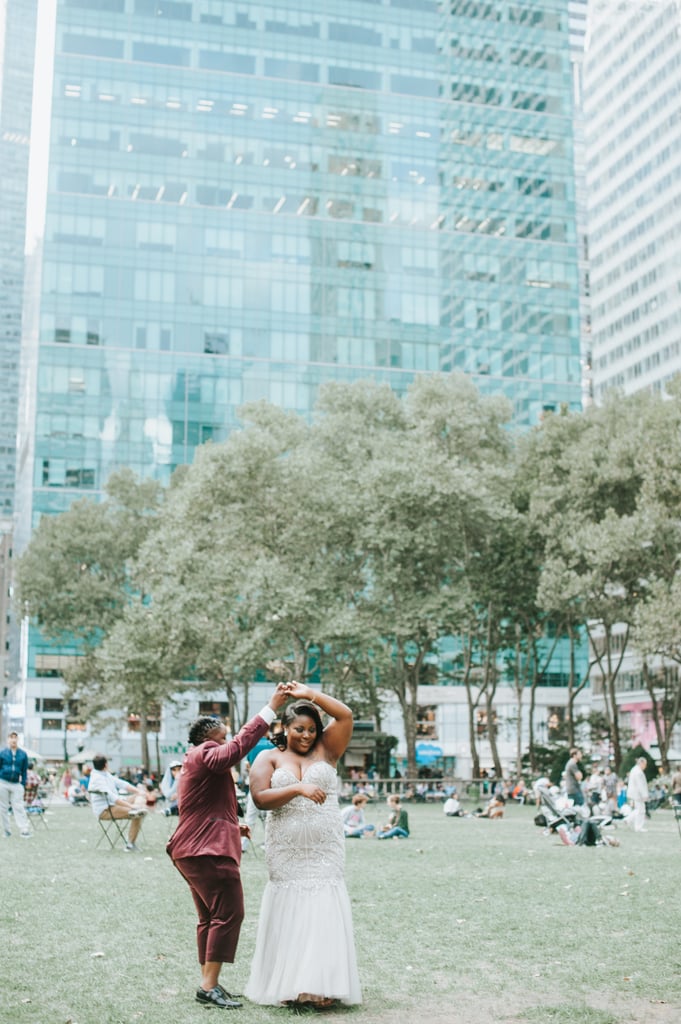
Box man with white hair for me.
[625,756,650,833]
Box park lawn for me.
[1,798,679,1024]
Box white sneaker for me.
[20,831,32,839]
[124,842,138,852]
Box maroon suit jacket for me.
[166,713,269,864]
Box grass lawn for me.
[1,797,679,1024]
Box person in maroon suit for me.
[167,683,289,1009]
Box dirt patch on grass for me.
[337,990,680,1024]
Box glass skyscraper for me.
[15,0,583,759]
[0,0,38,526]
[584,0,681,402]
[17,0,581,536]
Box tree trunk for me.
[603,632,621,769]
[486,687,502,779]
[528,678,537,773]
[460,632,481,779]
[482,607,502,778]
[566,626,577,747]
[293,634,308,682]
[642,660,668,773]
[513,628,524,778]
[465,681,481,781]
[139,711,150,771]
[586,621,628,770]
[405,658,421,780]
[242,679,250,726]
[528,629,560,772]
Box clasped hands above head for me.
[282,680,311,699]
[270,680,310,708]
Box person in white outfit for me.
[625,757,650,832]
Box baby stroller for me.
[535,785,612,834]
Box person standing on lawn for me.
[564,748,585,806]
[625,756,650,832]
[245,682,361,1010]
[167,682,290,1010]
[0,731,31,838]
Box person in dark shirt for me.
[0,731,31,838]
[564,748,585,806]
[377,794,410,839]
[166,683,289,1010]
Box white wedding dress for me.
[245,760,362,1006]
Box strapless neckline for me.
[273,760,335,783]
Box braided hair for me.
[188,715,222,747]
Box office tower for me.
[0,0,38,527]
[16,0,582,760]
[567,0,593,407]
[17,0,582,529]
[437,0,581,421]
[584,0,681,401]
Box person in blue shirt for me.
[240,725,285,851]
[0,731,31,838]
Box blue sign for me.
[415,742,443,764]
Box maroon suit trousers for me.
[173,855,244,964]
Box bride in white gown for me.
[245,683,362,1010]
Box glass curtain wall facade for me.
[17,0,581,534]
[0,0,38,526]
[584,0,681,401]
[15,0,583,762]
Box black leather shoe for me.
[195,987,242,1008]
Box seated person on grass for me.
[474,794,505,819]
[377,794,410,839]
[443,794,468,817]
[342,793,376,838]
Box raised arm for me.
[285,682,354,761]
[249,749,326,810]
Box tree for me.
[523,395,672,769]
[620,743,656,783]
[634,576,681,772]
[157,373,515,780]
[137,401,365,726]
[90,598,187,771]
[316,374,513,778]
[630,383,681,771]
[16,470,165,762]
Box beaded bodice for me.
[265,760,344,889]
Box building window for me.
[127,706,162,733]
[417,705,438,740]
[476,709,498,737]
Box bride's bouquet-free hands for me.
[283,680,314,701]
